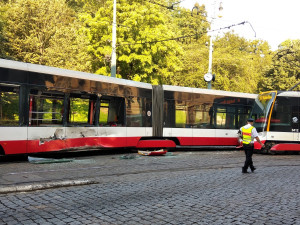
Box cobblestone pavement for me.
[0,150,299,225]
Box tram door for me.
[272,95,300,143]
[290,95,300,143]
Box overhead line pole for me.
[206,0,223,89]
[111,0,117,77]
[207,35,213,89]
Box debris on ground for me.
[138,149,167,156]
[164,152,175,157]
[119,154,138,159]
[28,156,74,164]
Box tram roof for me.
[0,59,258,98]
[277,91,300,97]
[0,58,152,90]
[163,85,257,98]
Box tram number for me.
[292,129,299,132]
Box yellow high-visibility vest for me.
[241,126,254,144]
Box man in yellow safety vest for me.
[240,118,265,173]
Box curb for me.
[0,179,98,194]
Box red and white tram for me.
[160,85,256,149]
[0,59,256,155]
[251,91,300,153]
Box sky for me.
[180,0,300,50]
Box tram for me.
[0,59,256,155]
[159,86,256,149]
[251,90,300,153]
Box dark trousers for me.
[243,144,254,170]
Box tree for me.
[212,32,272,93]
[67,0,106,13]
[258,39,300,91]
[81,0,183,84]
[171,3,210,88]
[42,20,93,72]
[0,2,9,58]
[0,0,281,93]
[3,0,92,72]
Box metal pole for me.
[206,0,222,89]
[207,0,216,90]
[111,0,117,77]
[207,34,213,89]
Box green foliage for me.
[67,0,106,13]
[4,0,73,64]
[0,0,299,93]
[3,0,92,72]
[258,40,300,91]
[0,92,19,125]
[175,40,208,88]
[175,31,273,93]
[70,98,89,123]
[0,2,10,58]
[171,3,210,88]
[212,33,272,93]
[81,0,183,84]
[176,110,186,127]
[43,21,93,72]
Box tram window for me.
[269,97,295,132]
[216,107,236,129]
[99,101,109,125]
[126,96,143,127]
[163,100,175,128]
[216,108,226,128]
[100,97,125,127]
[0,86,19,126]
[144,98,152,127]
[238,108,249,128]
[69,97,89,124]
[29,93,63,126]
[226,107,236,129]
[194,103,213,128]
[175,101,187,128]
[187,105,195,128]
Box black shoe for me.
[242,168,248,173]
[251,167,256,172]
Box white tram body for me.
[252,91,300,153]
[0,59,256,155]
[161,85,256,149]
[0,59,154,154]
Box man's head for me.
[247,118,254,124]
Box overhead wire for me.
[24,1,256,48]
[146,0,214,20]
[118,21,255,47]
[147,0,186,10]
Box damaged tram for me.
[0,59,256,155]
[251,90,300,153]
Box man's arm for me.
[237,129,242,138]
[255,136,265,148]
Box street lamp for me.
[206,1,223,89]
[192,1,223,89]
